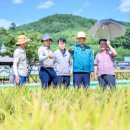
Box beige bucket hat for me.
[16,35,30,45]
[76,31,87,38]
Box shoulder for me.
[106,50,114,58]
[54,50,59,55]
[66,50,70,53]
[14,48,18,53]
[14,48,20,55]
[13,48,23,58]
[84,45,93,53]
[84,45,91,50]
[96,51,101,55]
[71,43,80,48]
[38,46,44,50]
[95,52,101,58]
[74,44,79,48]
[66,50,70,55]
[54,49,59,53]
[38,46,46,53]
[106,50,112,56]
[107,50,112,54]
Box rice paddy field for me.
[0,86,130,130]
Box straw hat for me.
[16,35,30,45]
[76,31,86,38]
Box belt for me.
[40,67,54,71]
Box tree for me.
[9,22,16,31]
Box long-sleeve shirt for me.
[54,49,71,76]
[38,45,54,68]
[13,47,28,76]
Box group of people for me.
[13,31,117,90]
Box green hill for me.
[14,14,96,34]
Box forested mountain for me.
[14,14,96,33]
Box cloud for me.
[83,1,89,7]
[37,0,54,9]
[73,1,89,15]
[12,0,23,4]
[73,9,84,15]
[118,0,130,12]
[0,19,12,29]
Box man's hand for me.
[90,72,94,78]
[106,40,111,47]
[68,48,74,51]
[94,74,97,81]
[48,54,54,59]
[106,40,117,56]
[15,75,20,84]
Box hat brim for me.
[76,36,86,38]
[72,36,88,39]
[16,39,30,45]
[41,39,53,42]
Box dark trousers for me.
[53,76,70,87]
[98,74,116,90]
[39,67,56,89]
[73,72,90,88]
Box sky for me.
[0,0,130,28]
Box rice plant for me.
[0,86,130,130]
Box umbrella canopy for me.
[88,18,126,39]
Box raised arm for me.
[107,40,117,57]
[68,46,74,56]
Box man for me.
[38,34,56,89]
[53,38,71,88]
[94,39,117,90]
[13,35,30,85]
[70,31,94,88]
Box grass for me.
[0,86,130,130]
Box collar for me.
[59,49,67,57]
[18,47,25,52]
[59,48,66,53]
[76,44,86,50]
[43,45,50,50]
[77,43,85,48]
[99,49,109,53]
[76,44,86,51]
